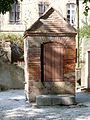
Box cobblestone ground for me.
[0,90,90,120]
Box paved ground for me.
[0,89,90,120]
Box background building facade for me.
[0,0,90,34]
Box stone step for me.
[36,94,75,106]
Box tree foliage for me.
[0,0,14,14]
[83,0,90,3]
[83,0,90,16]
[0,0,22,14]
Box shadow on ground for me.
[0,90,90,120]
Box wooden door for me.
[41,42,64,82]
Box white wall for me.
[81,38,90,88]
[0,0,90,33]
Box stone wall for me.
[0,60,24,90]
[0,41,24,90]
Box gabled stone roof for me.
[24,7,77,37]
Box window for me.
[66,3,76,25]
[9,1,20,23]
[38,2,49,17]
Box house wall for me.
[81,38,90,88]
[0,0,49,33]
[51,0,90,27]
[0,0,90,33]
[24,35,76,102]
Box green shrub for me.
[0,33,24,62]
[0,33,24,49]
[80,25,90,39]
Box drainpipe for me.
[76,0,80,68]
[0,14,1,31]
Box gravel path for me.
[0,89,90,120]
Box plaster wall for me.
[81,38,90,88]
